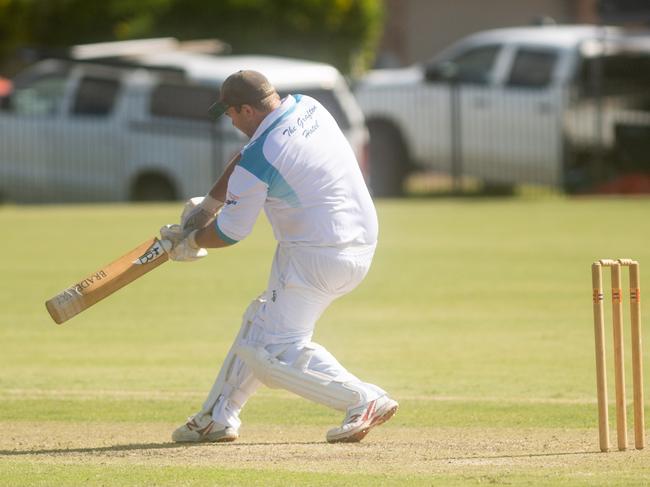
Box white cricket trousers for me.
[207,243,386,430]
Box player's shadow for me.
[1,444,607,459]
[0,441,321,457]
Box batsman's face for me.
[226,105,258,138]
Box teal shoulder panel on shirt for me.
[238,99,301,208]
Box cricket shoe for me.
[172,413,238,443]
[326,394,398,443]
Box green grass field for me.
[1,197,650,486]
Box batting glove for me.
[159,224,208,262]
[181,195,223,232]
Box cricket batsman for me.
[161,70,398,443]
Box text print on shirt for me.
[282,104,320,139]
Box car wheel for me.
[367,121,409,197]
[131,173,177,201]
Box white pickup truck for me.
[355,25,650,195]
[0,42,368,203]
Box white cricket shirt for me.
[215,95,378,247]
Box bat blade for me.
[45,237,171,324]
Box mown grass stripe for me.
[0,388,600,404]
[2,460,650,487]
[0,396,616,429]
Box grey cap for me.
[209,70,276,118]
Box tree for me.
[0,0,384,76]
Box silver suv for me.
[0,48,368,202]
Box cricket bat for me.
[45,237,172,324]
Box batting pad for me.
[236,344,362,411]
[200,297,264,416]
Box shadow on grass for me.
[0,440,323,456]
[1,443,603,459]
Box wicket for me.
[592,258,645,452]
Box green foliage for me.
[0,0,384,75]
[152,0,384,74]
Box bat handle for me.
[158,238,173,254]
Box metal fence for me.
[357,41,650,197]
[433,83,650,195]
[0,63,238,203]
[0,59,368,203]
[364,87,650,197]
[2,60,650,202]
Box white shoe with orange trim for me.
[171,412,238,443]
[326,395,398,443]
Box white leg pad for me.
[200,296,264,415]
[237,344,363,411]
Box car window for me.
[577,50,650,97]
[11,74,67,116]
[71,76,120,116]
[507,48,558,88]
[150,83,218,121]
[278,88,350,130]
[449,45,501,84]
